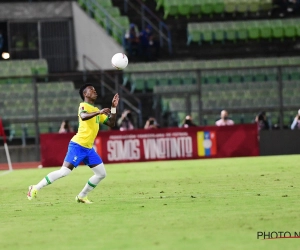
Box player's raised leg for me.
[27,141,83,200]
[27,164,73,200]
[76,162,106,204]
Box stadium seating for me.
[78,0,130,44]
[187,18,300,45]
[158,0,273,19]
[0,81,80,138]
[0,59,48,84]
[124,57,300,92]
[155,79,299,125]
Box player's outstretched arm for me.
[105,93,119,128]
[80,108,110,121]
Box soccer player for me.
[27,84,119,203]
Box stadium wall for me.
[0,2,124,71]
[0,145,37,163]
[71,2,124,70]
[40,125,259,167]
[2,130,300,164]
[260,130,300,156]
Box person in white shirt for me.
[291,109,300,130]
[215,110,234,126]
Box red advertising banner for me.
[40,124,258,167]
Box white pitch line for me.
[0,170,12,177]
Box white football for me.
[111,53,128,70]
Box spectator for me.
[215,110,234,126]
[255,111,270,131]
[144,117,159,129]
[59,120,74,134]
[291,109,300,130]
[0,31,4,54]
[139,25,159,61]
[181,115,197,128]
[117,110,135,131]
[125,23,139,57]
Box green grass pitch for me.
[1,155,300,250]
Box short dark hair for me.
[79,84,94,101]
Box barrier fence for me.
[40,124,259,167]
[1,63,299,162]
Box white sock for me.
[35,166,72,190]
[78,163,106,198]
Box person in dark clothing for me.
[255,111,270,131]
[139,25,160,61]
[125,23,140,56]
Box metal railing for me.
[82,0,127,47]
[123,0,172,54]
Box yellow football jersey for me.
[71,102,108,148]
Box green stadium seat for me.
[203,71,218,84]
[114,16,130,29]
[170,72,182,85]
[260,20,272,40]
[202,0,214,16]
[156,0,164,10]
[131,73,146,92]
[169,98,186,111]
[94,9,106,26]
[78,0,86,8]
[158,0,274,20]
[296,20,300,37]
[248,21,260,40]
[31,59,48,75]
[249,0,260,13]
[178,0,190,17]
[236,21,248,41]
[236,0,248,14]
[187,23,201,44]
[288,57,300,65]
[265,68,278,81]
[96,0,112,8]
[161,98,170,112]
[224,0,236,14]
[164,0,179,19]
[201,23,213,44]
[225,22,237,42]
[187,0,201,16]
[157,73,170,86]
[147,73,158,90]
[283,19,296,39]
[134,78,146,92]
[272,20,284,40]
[230,70,243,83]
[218,70,230,83]
[214,23,225,42]
[213,0,225,14]
[254,69,267,82]
[105,7,121,17]
[260,0,272,11]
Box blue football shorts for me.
[64,141,103,167]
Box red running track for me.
[0,162,41,171]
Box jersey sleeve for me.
[78,103,89,116]
[99,114,108,124]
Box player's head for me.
[79,84,97,101]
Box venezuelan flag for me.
[197,131,217,157]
